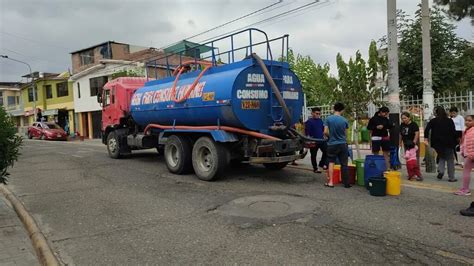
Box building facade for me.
[0,82,25,133]
[20,72,75,135]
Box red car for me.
[27,122,68,141]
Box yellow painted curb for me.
[0,184,59,266]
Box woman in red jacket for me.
[455,115,474,196]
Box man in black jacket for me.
[424,106,457,182]
[367,106,393,170]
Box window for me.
[79,50,94,66]
[56,82,68,97]
[28,87,37,102]
[45,85,53,99]
[89,76,108,97]
[0,91,3,106]
[77,83,81,98]
[7,96,16,106]
[104,89,110,106]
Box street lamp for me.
[0,55,37,122]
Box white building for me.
[69,60,143,139]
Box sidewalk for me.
[292,148,472,193]
[0,198,38,266]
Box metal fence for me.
[305,90,474,149]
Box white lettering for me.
[236,89,268,99]
[283,75,293,84]
[247,73,265,83]
[282,91,299,100]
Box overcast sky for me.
[0,0,472,82]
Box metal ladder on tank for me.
[268,65,285,124]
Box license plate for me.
[57,134,62,137]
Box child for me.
[455,115,473,196]
[404,140,422,181]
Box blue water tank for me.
[364,155,387,188]
[130,59,303,135]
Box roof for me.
[70,41,128,54]
[22,72,59,78]
[0,82,23,88]
[164,40,214,56]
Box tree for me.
[0,107,22,184]
[388,7,470,97]
[336,41,386,158]
[434,0,474,24]
[284,49,337,106]
[111,68,146,80]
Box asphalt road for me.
[6,140,474,265]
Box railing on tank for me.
[145,28,290,80]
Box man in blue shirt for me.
[305,107,327,173]
[324,102,350,188]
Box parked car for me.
[27,122,68,141]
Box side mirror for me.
[97,92,102,104]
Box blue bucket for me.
[364,155,386,188]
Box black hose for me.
[288,128,326,144]
[251,53,292,127]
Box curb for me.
[0,184,59,266]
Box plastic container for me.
[355,159,365,186]
[368,177,387,197]
[348,164,356,185]
[360,127,369,142]
[332,165,341,184]
[364,155,386,188]
[385,171,401,196]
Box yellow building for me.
[21,72,75,134]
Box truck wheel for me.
[164,135,193,174]
[28,132,33,139]
[107,131,121,159]
[192,137,229,181]
[263,162,288,170]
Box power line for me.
[1,31,70,50]
[152,0,285,54]
[183,0,284,41]
[196,0,323,44]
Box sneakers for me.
[416,176,423,181]
[460,202,474,217]
[454,190,471,196]
[448,178,458,182]
[437,173,443,180]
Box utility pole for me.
[0,55,37,122]
[422,0,436,172]
[387,0,400,164]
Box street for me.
[5,140,474,265]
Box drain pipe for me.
[251,53,292,128]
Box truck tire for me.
[263,162,288,170]
[164,135,193,174]
[192,137,229,181]
[28,132,33,139]
[107,131,121,159]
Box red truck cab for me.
[100,77,148,142]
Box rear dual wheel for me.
[164,135,193,174]
[192,137,229,181]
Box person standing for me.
[305,107,327,173]
[424,106,458,182]
[455,115,473,196]
[324,103,350,188]
[399,112,420,149]
[404,140,423,181]
[367,106,393,170]
[449,107,465,166]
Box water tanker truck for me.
[99,29,317,181]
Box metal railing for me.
[145,28,290,79]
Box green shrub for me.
[0,106,22,184]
